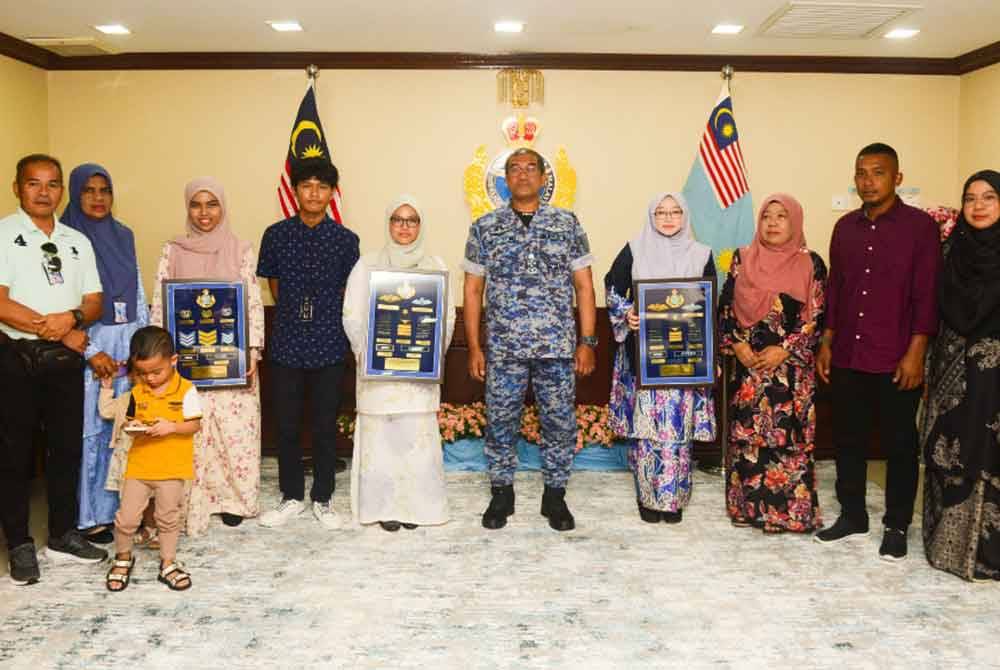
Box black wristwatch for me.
[579,335,598,348]
[70,309,84,328]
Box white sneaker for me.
[258,499,305,528]
[312,501,343,530]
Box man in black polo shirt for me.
[257,158,359,530]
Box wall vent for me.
[23,37,119,57]
[759,2,921,39]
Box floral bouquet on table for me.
[437,401,487,443]
[925,205,959,242]
[336,413,355,438]
[520,403,614,452]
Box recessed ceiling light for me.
[94,24,130,35]
[267,20,304,32]
[494,21,525,34]
[711,24,744,35]
[884,27,919,39]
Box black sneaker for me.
[814,515,869,544]
[540,485,575,532]
[46,529,109,564]
[879,527,907,562]
[9,543,40,585]
[482,485,515,530]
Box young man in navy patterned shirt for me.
[256,158,359,530]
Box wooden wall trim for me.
[3,31,998,75]
[0,31,53,69]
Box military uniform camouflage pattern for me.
[463,204,594,487]
[484,358,577,487]
[462,204,594,359]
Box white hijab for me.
[629,191,711,280]
[365,194,436,270]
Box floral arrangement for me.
[338,402,614,452]
[925,205,959,242]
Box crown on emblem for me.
[501,114,540,149]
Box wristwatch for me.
[70,309,84,328]
[579,335,598,349]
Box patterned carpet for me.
[0,459,997,669]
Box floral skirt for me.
[726,443,821,533]
[630,440,692,512]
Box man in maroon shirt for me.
[815,143,941,561]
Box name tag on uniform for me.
[299,296,314,322]
[113,300,128,323]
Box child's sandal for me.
[133,526,158,549]
[158,562,192,591]
[105,555,135,592]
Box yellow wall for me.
[43,68,964,304]
[959,62,1000,190]
[0,55,48,209]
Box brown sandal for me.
[105,554,135,592]
[158,561,192,591]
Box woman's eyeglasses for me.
[653,209,684,220]
[389,217,421,229]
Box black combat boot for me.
[540,485,575,531]
[482,484,515,529]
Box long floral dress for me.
[921,241,1000,581]
[151,243,266,536]
[719,249,826,532]
[605,246,716,513]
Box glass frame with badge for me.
[633,276,717,388]
[162,279,250,389]
[361,267,448,384]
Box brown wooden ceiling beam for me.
[1,31,996,76]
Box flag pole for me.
[698,63,736,478]
[306,63,319,87]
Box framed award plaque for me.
[633,276,717,388]
[162,280,250,389]
[361,268,448,384]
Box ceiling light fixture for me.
[712,24,744,35]
[267,20,304,32]
[494,21,525,34]
[94,24,130,35]
[884,27,919,39]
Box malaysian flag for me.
[682,83,754,276]
[278,83,344,223]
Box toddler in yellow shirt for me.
[106,326,201,592]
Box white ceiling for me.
[2,0,998,59]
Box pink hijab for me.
[168,177,250,281]
[733,193,815,329]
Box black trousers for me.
[270,361,345,504]
[831,366,922,530]
[0,341,84,549]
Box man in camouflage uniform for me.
[462,148,597,532]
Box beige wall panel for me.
[959,62,1000,192]
[47,69,960,304]
[1,55,48,209]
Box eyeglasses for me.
[81,186,112,198]
[963,192,999,206]
[41,242,62,272]
[653,209,684,220]
[507,164,541,176]
[389,216,421,229]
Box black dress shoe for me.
[482,484,515,529]
[540,485,575,531]
[401,523,418,530]
[661,510,682,524]
[220,513,244,527]
[638,505,661,523]
[379,521,401,532]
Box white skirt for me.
[350,412,449,526]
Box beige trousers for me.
[114,478,185,561]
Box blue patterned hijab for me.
[61,163,139,325]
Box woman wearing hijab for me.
[63,163,150,543]
[604,192,717,523]
[342,195,456,531]
[719,194,827,534]
[921,169,1000,581]
[149,178,265,534]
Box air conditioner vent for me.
[24,37,119,57]
[759,2,921,39]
